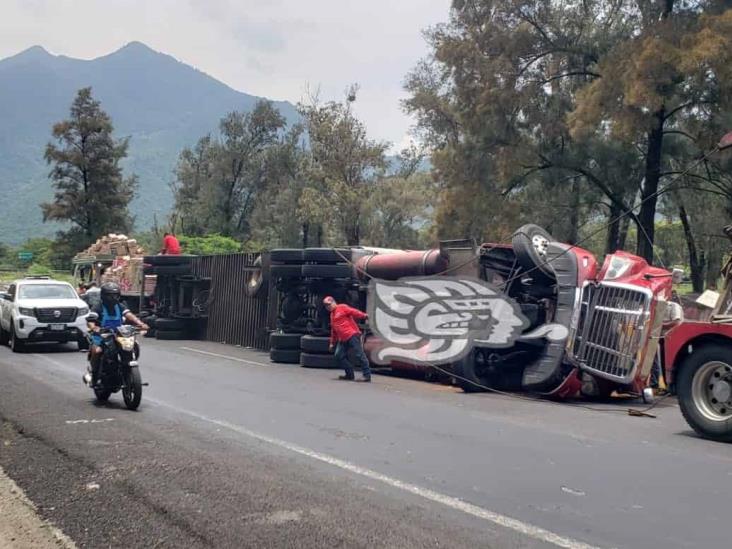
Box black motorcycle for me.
[83,313,144,410]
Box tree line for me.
[11,1,732,294]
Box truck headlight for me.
[78,307,89,316]
[601,255,634,281]
[18,307,34,317]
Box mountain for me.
[0,42,299,245]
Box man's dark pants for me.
[335,335,371,379]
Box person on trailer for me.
[160,232,181,255]
[85,282,148,387]
[324,296,372,382]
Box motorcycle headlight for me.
[18,307,34,317]
[116,336,135,351]
[78,307,89,317]
[602,255,634,281]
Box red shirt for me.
[329,304,368,345]
[163,235,181,255]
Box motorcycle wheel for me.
[122,367,143,411]
[94,388,112,402]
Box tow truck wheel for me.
[678,344,732,442]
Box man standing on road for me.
[160,232,181,255]
[324,296,372,382]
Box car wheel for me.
[511,224,556,283]
[9,322,25,353]
[678,344,732,442]
[0,323,8,346]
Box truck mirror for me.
[672,268,685,284]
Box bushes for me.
[177,234,242,255]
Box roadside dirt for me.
[0,465,75,549]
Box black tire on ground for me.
[155,318,185,331]
[300,335,331,354]
[9,322,24,353]
[301,264,353,279]
[269,332,302,350]
[94,388,112,402]
[151,265,192,276]
[143,255,194,266]
[270,249,304,264]
[303,248,352,264]
[269,348,301,364]
[122,367,142,410]
[300,352,339,369]
[156,330,187,340]
[0,324,8,346]
[511,224,556,283]
[270,264,303,279]
[246,256,268,298]
[677,344,732,442]
[452,349,490,393]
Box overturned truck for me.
[265,225,676,397]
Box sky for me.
[0,0,451,151]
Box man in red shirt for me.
[324,296,372,382]
[160,232,181,255]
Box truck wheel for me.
[269,348,301,364]
[511,224,556,283]
[9,323,25,353]
[452,349,491,393]
[678,344,732,442]
[269,332,302,351]
[0,324,8,346]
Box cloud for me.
[0,0,451,146]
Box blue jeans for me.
[335,335,371,379]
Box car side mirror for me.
[86,312,99,323]
[672,268,685,285]
[0,293,7,301]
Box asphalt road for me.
[0,339,729,549]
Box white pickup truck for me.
[0,276,90,352]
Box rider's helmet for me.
[100,282,121,308]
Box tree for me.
[41,87,137,253]
[172,101,286,239]
[298,89,389,246]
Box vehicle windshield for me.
[18,284,77,300]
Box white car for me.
[0,276,90,352]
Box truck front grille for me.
[572,283,652,383]
[35,307,78,323]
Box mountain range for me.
[0,42,299,245]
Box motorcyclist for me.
[85,282,149,387]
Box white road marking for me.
[65,419,115,425]
[31,350,602,548]
[148,398,602,549]
[180,347,269,368]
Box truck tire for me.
[270,249,304,264]
[269,332,302,351]
[270,264,302,279]
[270,348,301,364]
[143,255,194,266]
[156,330,187,341]
[155,318,185,331]
[300,352,339,369]
[511,224,556,283]
[303,248,352,264]
[677,344,732,442]
[301,264,352,279]
[0,323,8,346]
[452,349,491,393]
[300,335,331,354]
